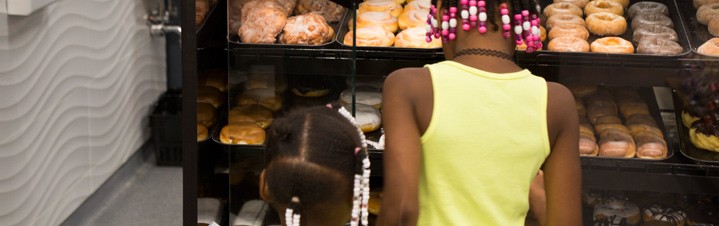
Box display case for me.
[191,0,719,225]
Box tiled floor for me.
[63,147,183,226]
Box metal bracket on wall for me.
[145,8,181,37]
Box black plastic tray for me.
[228,9,347,48]
[519,0,692,60]
[336,10,444,53]
[579,86,675,161]
[672,91,719,165]
[675,0,717,57]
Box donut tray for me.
[227,8,348,49]
[672,91,719,165]
[518,0,693,64]
[675,0,718,57]
[579,86,676,161]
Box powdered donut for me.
[632,25,678,42]
[586,12,627,36]
[545,14,586,30]
[544,2,584,17]
[346,104,382,133]
[627,2,669,19]
[636,37,683,55]
[631,13,674,31]
[548,36,590,52]
[340,87,383,109]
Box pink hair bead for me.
[442,15,449,21]
[461,0,468,4]
[449,33,456,40]
[501,8,508,14]
[479,26,487,33]
[450,7,457,14]
[463,24,471,30]
[470,15,478,22]
[522,10,529,16]
[442,30,449,36]
[426,36,432,43]
[514,14,522,20]
[503,24,511,30]
[470,0,476,6]
[478,0,485,7]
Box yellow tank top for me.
[419,61,550,226]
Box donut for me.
[586,12,627,36]
[228,104,274,129]
[591,37,634,54]
[585,0,624,16]
[545,14,586,30]
[554,0,590,9]
[632,25,679,42]
[637,37,684,55]
[398,9,428,30]
[279,13,335,45]
[359,0,403,18]
[697,38,719,56]
[353,11,399,33]
[394,27,442,48]
[599,0,630,9]
[697,3,719,25]
[710,17,719,36]
[627,2,669,19]
[631,13,674,31]
[291,78,332,97]
[346,104,382,133]
[236,88,283,111]
[197,124,209,142]
[593,199,641,225]
[694,0,719,8]
[197,86,225,108]
[404,0,431,11]
[548,36,590,52]
[340,87,383,109]
[197,102,217,128]
[544,2,584,17]
[220,122,266,145]
[344,26,396,47]
[548,23,589,40]
[642,204,687,226]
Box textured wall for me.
[0,0,167,225]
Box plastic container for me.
[150,90,183,166]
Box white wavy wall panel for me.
[0,0,166,225]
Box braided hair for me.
[264,106,370,226]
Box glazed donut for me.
[585,0,624,16]
[197,102,217,128]
[554,0,590,9]
[220,123,266,145]
[353,11,399,33]
[697,38,719,56]
[545,14,586,30]
[228,104,274,129]
[236,88,283,111]
[710,18,719,36]
[548,23,589,40]
[627,2,669,19]
[197,86,225,108]
[637,37,684,55]
[631,13,674,31]
[599,0,629,9]
[697,3,719,25]
[586,12,627,36]
[591,37,635,54]
[548,36,590,52]
[344,26,396,47]
[359,0,403,18]
[197,124,208,142]
[632,25,678,42]
[694,0,719,8]
[398,9,427,30]
[394,27,442,48]
[340,87,383,109]
[544,2,584,17]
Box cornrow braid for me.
[486,0,499,31]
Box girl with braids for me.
[259,106,371,226]
[379,0,581,225]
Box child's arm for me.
[543,82,583,226]
[376,69,424,226]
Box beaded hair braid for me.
[427,0,543,52]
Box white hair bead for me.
[426,24,432,33]
[449,19,457,27]
[501,15,510,24]
[469,6,477,15]
[479,12,487,21]
[514,26,522,34]
[532,26,540,35]
[441,21,449,30]
[431,18,438,28]
[461,10,469,19]
[523,21,530,30]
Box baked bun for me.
[697,38,719,56]
[398,9,428,30]
[197,124,209,142]
[340,87,383,109]
[353,11,399,33]
[279,13,335,45]
[236,88,283,111]
[228,104,274,129]
[294,0,346,22]
[197,86,225,108]
[220,122,266,145]
[344,26,396,47]
[359,0,403,18]
[197,102,217,128]
[239,1,288,43]
[394,27,442,48]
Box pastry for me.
[632,25,679,43]
[359,0,403,18]
[697,38,719,56]
[689,120,719,152]
[697,3,719,25]
[637,37,684,55]
[619,102,649,119]
[626,114,659,127]
[236,88,283,111]
[580,122,600,156]
[344,26,396,47]
[587,98,618,124]
[554,0,590,9]
[279,13,335,45]
[710,17,719,36]
[544,2,584,17]
[634,131,667,159]
[591,37,634,54]
[196,0,209,27]
[627,2,668,19]
[197,124,209,142]
[631,13,674,31]
[220,122,266,145]
[394,27,442,48]
[548,36,590,52]
[398,9,428,30]
[291,78,332,97]
[197,102,217,128]
[353,11,399,33]
[545,14,585,30]
[593,199,641,225]
[346,104,382,133]
[340,87,383,109]
[642,204,687,226]
[239,1,288,43]
[228,104,274,129]
[586,12,627,36]
[598,127,636,158]
[682,110,700,128]
[404,0,431,11]
[548,23,589,40]
[628,123,664,138]
[294,0,346,22]
[584,0,624,16]
[695,0,719,8]
[594,115,623,125]
[197,86,225,108]
[275,0,298,15]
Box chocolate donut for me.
[637,37,684,55]
[627,2,669,19]
[632,25,678,42]
[631,13,674,31]
[642,204,687,226]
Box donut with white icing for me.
[340,87,383,109]
[346,104,382,133]
[642,204,687,226]
[593,199,641,225]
